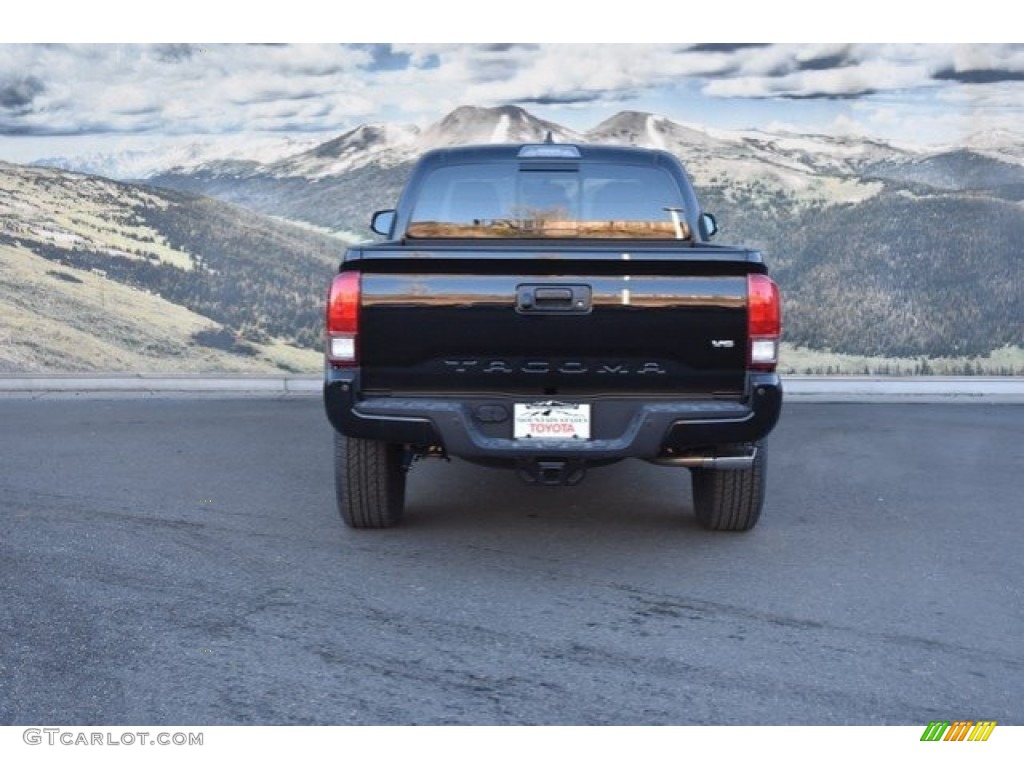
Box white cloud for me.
[0,44,376,136]
[1,42,1023,156]
[949,44,1024,73]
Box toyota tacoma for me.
[324,141,782,530]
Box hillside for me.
[26,105,1024,365]
[0,163,344,373]
[777,191,1024,357]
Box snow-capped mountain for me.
[729,129,913,175]
[418,104,583,148]
[860,149,1024,192]
[34,135,325,181]
[266,105,583,180]
[581,110,902,203]
[35,103,1024,189]
[43,104,1024,241]
[958,127,1024,164]
[269,123,421,179]
[588,111,732,155]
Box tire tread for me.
[334,433,405,528]
[691,442,766,532]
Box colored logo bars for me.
[920,721,997,742]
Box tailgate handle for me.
[517,284,592,314]
[535,287,573,305]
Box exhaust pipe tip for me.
[650,446,758,470]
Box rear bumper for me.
[324,368,782,462]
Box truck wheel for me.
[691,442,765,532]
[334,433,406,528]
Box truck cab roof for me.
[416,142,681,167]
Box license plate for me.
[514,402,591,440]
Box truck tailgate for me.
[356,251,753,397]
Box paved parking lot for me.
[1,398,1021,724]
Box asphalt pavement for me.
[1,398,1021,725]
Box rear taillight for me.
[326,272,360,365]
[747,274,781,371]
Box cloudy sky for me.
[2,42,1023,164]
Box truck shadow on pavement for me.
[397,457,708,532]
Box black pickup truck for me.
[324,141,782,531]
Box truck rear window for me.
[407,163,690,239]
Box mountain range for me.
[12,104,1024,368]
[39,104,1024,191]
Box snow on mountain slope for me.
[587,111,736,160]
[269,123,420,179]
[253,105,584,180]
[417,105,583,149]
[46,104,1024,234]
[34,135,325,181]
[34,103,1024,191]
[586,110,886,203]
[958,128,1024,164]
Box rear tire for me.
[334,433,406,528]
[691,441,766,532]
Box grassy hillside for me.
[0,241,319,373]
[0,163,341,373]
[700,185,1024,360]
[149,161,411,238]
